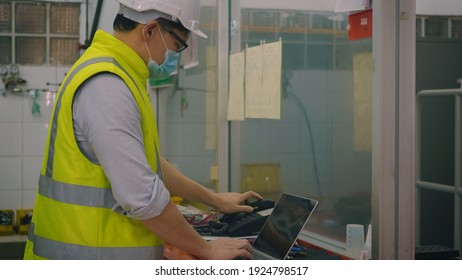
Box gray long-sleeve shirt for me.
[72,73,170,220]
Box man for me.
[24,0,261,260]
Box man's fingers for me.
[242,191,263,200]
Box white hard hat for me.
[116,0,207,38]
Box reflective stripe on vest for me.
[28,222,164,260]
[39,175,116,208]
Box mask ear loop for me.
[144,40,154,60]
[143,26,155,61]
[157,26,169,52]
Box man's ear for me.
[144,20,160,38]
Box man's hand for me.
[212,191,263,214]
[204,238,253,260]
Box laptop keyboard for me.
[252,249,276,260]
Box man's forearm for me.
[160,157,219,208]
[140,200,213,259]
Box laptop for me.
[251,193,318,260]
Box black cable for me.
[208,221,229,236]
[282,70,321,197]
[85,0,89,42]
[287,91,321,196]
[81,0,104,50]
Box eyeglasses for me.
[167,30,188,53]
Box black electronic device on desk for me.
[194,200,275,237]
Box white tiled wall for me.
[0,0,118,212]
[0,66,68,211]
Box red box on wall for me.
[348,9,373,41]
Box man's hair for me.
[113,13,139,31]
[113,13,189,36]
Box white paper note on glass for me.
[261,40,282,119]
[244,44,263,118]
[227,52,245,121]
[245,41,282,119]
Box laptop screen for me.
[252,193,318,259]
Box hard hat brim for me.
[118,3,208,39]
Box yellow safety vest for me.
[24,30,164,259]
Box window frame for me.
[0,1,81,66]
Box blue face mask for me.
[144,27,179,80]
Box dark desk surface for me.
[287,244,342,260]
[0,236,26,260]
[164,240,345,260]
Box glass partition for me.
[159,0,374,255]
[230,1,373,251]
[156,0,416,259]
[159,2,219,191]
